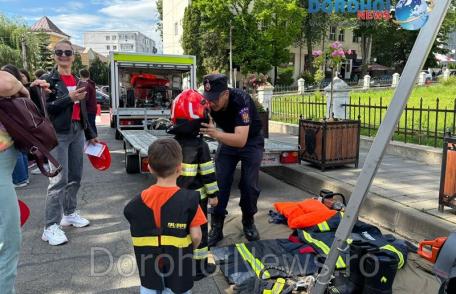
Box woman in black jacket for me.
[41,39,97,246]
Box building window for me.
[112,35,116,40]
[107,45,110,50]
[174,22,179,35]
[329,27,336,41]
[120,44,134,51]
[352,31,361,43]
[338,29,345,42]
[106,36,110,41]
[113,45,117,50]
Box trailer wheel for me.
[115,129,122,140]
[125,153,140,174]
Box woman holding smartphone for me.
[41,39,97,246]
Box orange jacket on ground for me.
[274,199,337,229]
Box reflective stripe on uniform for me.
[132,235,192,248]
[263,278,286,294]
[196,187,207,200]
[380,244,405,269]
[317,221,331,232]
[193,246,209,260]
[199,161,215,175]
[235,243,271,279]
[204,181,219,194]
[181,163,198,176]
[132,236,159,247]
[301,231,346,269]
[161,235,193,248]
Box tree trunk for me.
[304,16,314,75]
[361,34,371,76]
[299,43,302,76]
[306,37,314,74]
[273,66,278,85]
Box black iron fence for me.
[271,94,456,147]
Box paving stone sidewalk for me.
[266,133,456,241]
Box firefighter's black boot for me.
[329,241,369,294]
[208,214,224,247]
[361,252,398,294]
[242,215,260,242]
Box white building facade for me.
[162,0,190,55]
[83,31,157,56]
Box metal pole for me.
[311,1,451,293]
[229,21,233,87]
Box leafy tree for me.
[35,33,54,71]
[295,0,332,75]
[182,5,207,79]
[89,56,109,85]
[72,52,86,76]
[254,0,306,83]
[156,0,163,39]
[0,15,42,71]
[188,0,304,79]
[370,2,456,72]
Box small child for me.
[168,89,219,280]
[124,138,207,294]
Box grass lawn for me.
[271,83,456,147]
[351,83,456,109]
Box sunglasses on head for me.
[54,49,74,57]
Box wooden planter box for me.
[259,111,269,138]
[439,136,456,212]
[298,119,360,171]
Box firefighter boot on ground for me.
[362,252,398,294]
[208,214,225,247]
[242,215,260,242]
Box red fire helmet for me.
[171,89,209,124]
[88,142,111,171]
[18,200,30,227]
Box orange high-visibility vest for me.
[274,199,337,229]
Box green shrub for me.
[440,76,456,87]
[277,68,294,86]
[300,71,315,85]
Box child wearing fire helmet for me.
[167,89,219,280]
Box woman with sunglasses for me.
[40,39,97,246]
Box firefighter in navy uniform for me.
[200,74,264,246]
[167,89,219,280]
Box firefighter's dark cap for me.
[203,74,228,101]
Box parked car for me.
[99,85,110,95]
[96,90,110,110]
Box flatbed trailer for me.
[121,129,300,174]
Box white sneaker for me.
[60,211,90,228]
[42,224,68,246]
[14,180,29,188]
[31,167,41,175]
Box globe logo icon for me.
[394,0,433,30]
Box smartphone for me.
[75,80,88,103]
